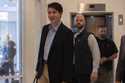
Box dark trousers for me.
[3,62,15,75]
[73,74,90,83]
[95,68,113,83]
[2,62,15,83]
[123,80,125,83]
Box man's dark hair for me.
[48,2,63,14]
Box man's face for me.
[48,8,62,24]
[98,27,107,38]
[75,15,86,30]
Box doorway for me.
[71,12,113,39]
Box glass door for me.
[0,0,22,83]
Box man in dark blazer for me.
[116,35,125,83]
[35,2,73,83]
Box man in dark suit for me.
[35,2,73,83]
[116,35,125,83]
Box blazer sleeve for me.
[36,25,47,72]
[116,36,125,81]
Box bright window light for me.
[0,12,8,21]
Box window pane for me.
[0,0,22,83]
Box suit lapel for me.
[49,23,64,55]
[42,25,49,48]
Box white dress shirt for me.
[43,22,61,61]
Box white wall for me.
[23,0,125,83]
[22,0,46,83]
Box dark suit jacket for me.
[116,35,125,82]
[36,23,73,83]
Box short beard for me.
[78,25,83,30]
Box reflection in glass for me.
[0,0,22,83]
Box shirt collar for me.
[74,27,85,38]
[49,21,61,32]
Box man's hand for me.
[35,72,40,79]
[100,57,107,64]
[103,54,117,63]
[90,71,98,81]
[106,54,117,61]
[111,53,117,59]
